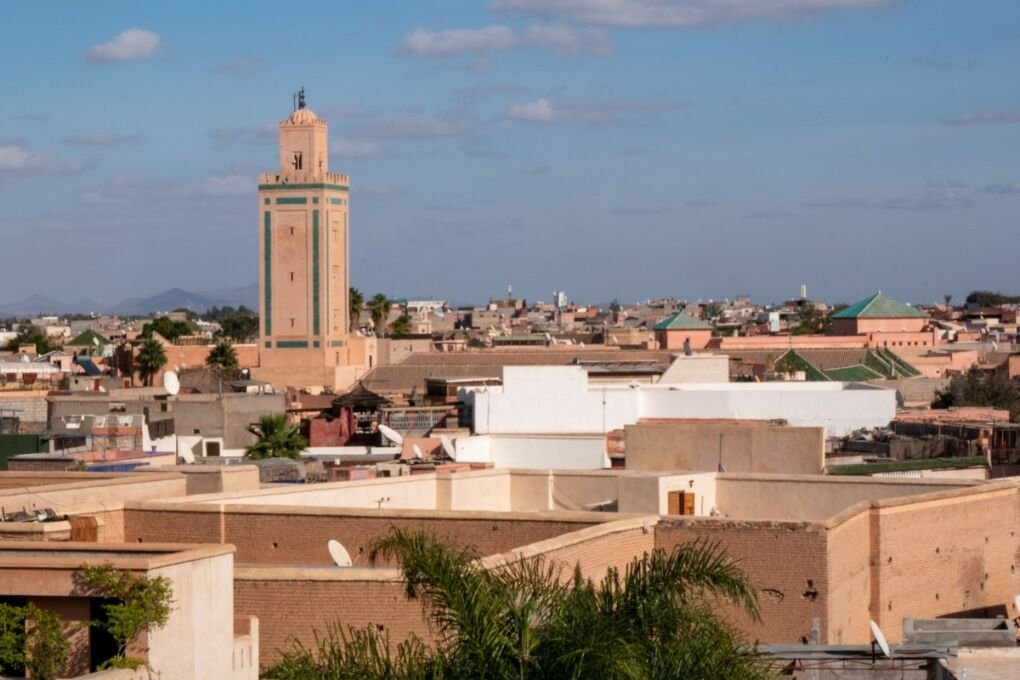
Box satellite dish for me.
[163,370,180,396]
[869,620,891,658]
[412,443,424,459]
[378,424,403,445]
[1013,593,1020,614]
[327,539,352,567]
[440,435,456,460]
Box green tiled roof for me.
[67,328,111,347]
[824,365,884,382]
[653,311,713,331]
[832,292,927,319]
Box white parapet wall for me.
[462,366,896,442]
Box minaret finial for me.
[298,87,306,110]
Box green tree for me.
[75,564,174,670]
[142,316,191,341]
[703,302,723,320]
[3,324,59,354]
[136,338,167,386]
[206,340,239,369]
[220,314,260,343]
[966,290,1020,307]
[792,302,832,335]
[245,414,308,460]
[933,367,1020,422]
[0,602,71,680]
[389,314,413,336]
[266,528,771,680]
[349,288,365,332]
[368,294,392,336]
[24,605,71,680]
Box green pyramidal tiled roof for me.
[831,292,927,319]
[68,328,111,346]
[653,311,713,331]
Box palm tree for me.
[136,338,167,387]
[244,414,307,460]
[206,340,238,369]
[368,294,392,336]
[349,288,365,332]
[267,528,771,679]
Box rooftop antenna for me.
[868,620,892,660]
[327,539,352,567]
[162,370,180,397]
[378,423,403,446]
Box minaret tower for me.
[257,90,352,387]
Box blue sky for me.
[1,0,1018,307]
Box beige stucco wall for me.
[624,422,825,475]
[715,474,977,521]
[149,552,238,679]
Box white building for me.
[455,362,896,469]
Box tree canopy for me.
[141,316,192,341]
[206,340,239,369]
[933,367,1020,422]
[266,528,772,680]
[2,324,60,354]
[245,414,308,460]
[136,338,167,386]
[965,290,1020,306]
[389,314,413,336]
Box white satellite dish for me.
[327,539,352,567]
[163,370,180,396]
[440,435,456,460]
[869,620,891,658]
[412,443,424,459]
[1013,593,1020,615]
[378,424,403,445]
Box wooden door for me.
[667,491,696,516]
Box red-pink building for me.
[653,312,713,350]
[830,292,929,335]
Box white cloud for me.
[0,145,40,171]
[399,23,612,57]
[508,98,559,122]
[87,28,160,63]
[0,144,87,175]
[400,26,517,56]
[979,183,1020,195]
[491,0,888,28]
[331,138,385,158]
[805,190,973,211]
[64,132,143,146]
[507,96,681,123]
[197,174,252,197]
[522,24,614,56]
[943,111,1020,126]
[348,115,471,140]
[80,191,119,206]
[215,57,259,75]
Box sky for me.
[1,0,1018,308]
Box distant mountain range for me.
[0,285,258,317]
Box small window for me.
[290,318,295,328]
[292,151,303,170]
[193,429,200,435]
[290,272,295,282]
[109,403,126,413]
[290,227,294,236]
